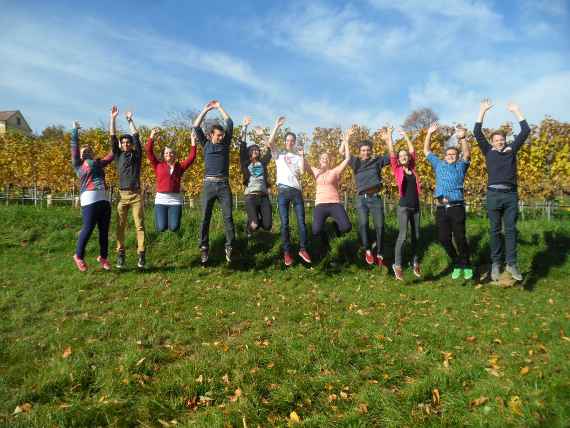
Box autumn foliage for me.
[0,117,569,201]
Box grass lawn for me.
[1,205,569,427]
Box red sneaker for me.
[298,249,312,264]
[413,262,421,278]
[365,250,374,265]
[392,264,404,281]
[375,255,386,269]
[73,255,88,272]
[97,256,111,271]
[284,252,294,267]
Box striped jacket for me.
[70,128,114,194]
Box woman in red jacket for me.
[146,127,197,232]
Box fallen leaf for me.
[520,367,530,375]
[340,391,348,400]
[158,419,171,427]
[195,375,203,384]
[13,403,32,414]
[470,396,489,408]
[493,338,502,345]
[465,336,477,343]
[229,388,242,402]
[509,396,523,416]
[328,394,337,402]
[222,373,230,384]
[289,411,301,425]
[62,347,72,359]
[432,388,441,406]
[358,403,368,414]
[136,357,145,366]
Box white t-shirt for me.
[155,192,183,206]
[275,152,302,190]
[80,190,108,207]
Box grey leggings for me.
[395,206,420,267]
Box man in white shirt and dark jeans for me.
[268,116,312,266]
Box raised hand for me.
[242,116,252,127]
[480,98,493,113]
[455,125,467,139]
[209,100,221,109]
[150,127,160,140]
[72,121,81,129]
[111,105,119,119]
[397,127,407,139]
[378,128,387,141]
[253,126,265,137]
[506,102,520,113]
[427,122,439,134]
[125,111,134,122]
[275,116,286,128]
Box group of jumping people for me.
[70,99,530,282]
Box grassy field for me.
[1,204,569,427]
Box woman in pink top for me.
[308,127,353,244]
[380,125,422,281]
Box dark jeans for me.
[155,204,182,232]
[245,194,272,231]
[436,205,470,267]
[200,180,234,249]
[395,206,420,267]
[486,190,518,265]
[312,203,352,236]
[76,200,111,259]
[277,186,308,252]
[356,194,385,256]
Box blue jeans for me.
[199,180,234,249]
[76,200,111,259]
[155,204,182,232]
[356,194,385,256]
[486,190,518,265]
[277,186,308,252]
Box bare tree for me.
[402,107,439,132]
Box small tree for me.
[403,107,439,132]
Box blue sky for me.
[1,0,569,134]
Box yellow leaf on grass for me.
[229,388,242,402]
[509,396,523,416]
[358,403,369,414]
[289,410,301,424]
[222,373,230,384]
[520,367,530,375]
[328,394,337,402]
[465,336,477,343]
[62,347,72,358]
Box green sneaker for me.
[463,268,474,280]
[451,268,462,280]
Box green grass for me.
[1,205,569,427]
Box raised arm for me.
[180,130,197,172]
[380,126,395,155]
[268,116,286,158]
[192,101,214,147]
[110,105,120,155]
[456,126,470,161]
[298,146,306,176]
[507,102,531,152]
[145,128,160,169]
[399,128,415,154]
[239,116,251,168]
[423,122,438,157]
[70,121,82,170]
[125,110,141,152]
[474,98,493,154]
[334,126,353,173]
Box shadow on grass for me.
[523,230,570,291]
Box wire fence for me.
[0,186,566,221]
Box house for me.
[0,111,33,135]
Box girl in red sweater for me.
[146,128,197,232]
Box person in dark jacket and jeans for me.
[192,100,235,264]
[239,116,272,237]
[474,99,530,282]
[110,106,146,269]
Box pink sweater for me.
[312,166,342,204]
[390,152,421,198]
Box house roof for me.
[0,111,18,121]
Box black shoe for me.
[116,251,126,269]
[137,252,146,269]
[225,246,232,263]
[200,247,209,265]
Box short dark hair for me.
[210,124,225,135]
[490,130,506,140]
[445,146,460,155]
[119,134,133,144]
[358,140,373,150]
[247,144,260,159]
[284,131,296,141]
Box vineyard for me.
[0,118,569,204]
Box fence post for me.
[47,194,53,207]
[546,200,551,222]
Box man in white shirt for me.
[268,116,312,266]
